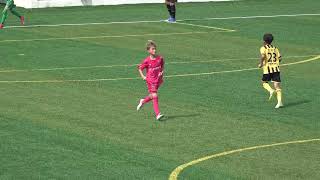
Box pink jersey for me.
[138,55,164,84]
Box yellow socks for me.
[276,89,282,104]
[263,83,274,93]
[262,83,283,108]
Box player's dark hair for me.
[146,40,157,50]
[263,33,274,44]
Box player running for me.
[137,40,165,120]
[259,33,284,108]
[0,0,24,29]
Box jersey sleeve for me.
[276,48,282,60]
[138,59,148,70]
[260,47,266,55]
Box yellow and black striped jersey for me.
[260,44,282,74]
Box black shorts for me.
[262,72,281,82]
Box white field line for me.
[0,77,141,84]
[0,64,139,73]
[0,31,210,43]
[4,20,162,28]
[0,54,317,73]
[180,13,320,21]
[0,55,318,83]
[4,13,320,29]
[174,22,236,32]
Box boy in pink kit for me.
[137,40,165,120]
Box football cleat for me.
[163,17,176,23]
[156,113,164,120]
[0,24,3,29]
[136,99,144,111]
[169,18,176,23]
[275,102,284,109]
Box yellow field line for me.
[169,138,320,180]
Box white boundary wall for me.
[13,0,234,9]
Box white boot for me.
[137,99,144,111]
[275,102,284,109]
[156,113,164,120]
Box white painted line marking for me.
[4,13,320,29]
[175,22,236,32]
[0,55,318,83]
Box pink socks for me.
[153,96,160,116]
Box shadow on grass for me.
[283,100,311,108]
[160,113,200,121]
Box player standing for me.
[259,33,284,108]
[137,40,165,120]
[165,0,177,23]
[0,0,24,29]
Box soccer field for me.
[0,0,320,179]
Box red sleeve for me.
[138,59,148,70]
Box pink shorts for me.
[147,82,162,93]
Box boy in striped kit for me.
[259,33,284,108]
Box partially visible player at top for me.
[259,33,284,108]
[137,40,165,120]
[0,0,24,29]
[165,0,177,23]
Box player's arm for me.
[258,54,265,68]
[159,58,165,77]
[279,55,282,62]
[138,69,146,80]
[258,47,266,68]
[277,48,282,62]
[138,60,147,80]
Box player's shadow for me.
[162,113,200,121]
[284,100,311,108]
